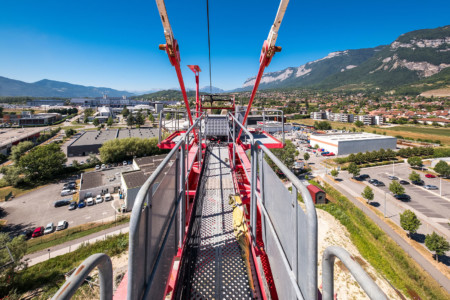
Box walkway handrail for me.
[128,113,204,300]
[322,246,388,300]
[52,253,113,300]
[257,141,317,300]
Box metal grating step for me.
[187,146,255,299]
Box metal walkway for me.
[181,145,255,299]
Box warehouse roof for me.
[310,132,396,142]
[122,170,148,189]
[69,128,159,147]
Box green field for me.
[385,126,450,137]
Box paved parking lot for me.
[338,163,450,239]
[0,178,118,235]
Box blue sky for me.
[0,0,449,92]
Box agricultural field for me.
[383,126,450,137]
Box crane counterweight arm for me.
[236,0,290,142]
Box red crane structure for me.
[51,1,388,300]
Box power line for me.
[206,0,212,94]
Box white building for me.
[309,132,397,155]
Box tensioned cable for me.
[206,0,212,94]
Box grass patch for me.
[27,216,129,254]
[386,126,450,137]
[0,186,36,201]
[316,182,449,300]
[4,233,129,299]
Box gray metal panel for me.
[261,158,311,299]
[205,115,229,136]
[262,159,296,266]
[145,160,177,298]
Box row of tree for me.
[346,148,397,164]
[99,137,168,163]
[48,108,78,115]
[398,146,434,158]
[360,186,449,262]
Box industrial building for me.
[0,127,44,155]
[309,132,397,155]
[120,154,169,210]
[67,128,159,156]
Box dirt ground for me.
[317,208,402,299]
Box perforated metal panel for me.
[205,115,229,136]
[185,146,255,299]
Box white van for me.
[61,189,75,197]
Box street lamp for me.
[384,192,386,218]
[392,160,395,177]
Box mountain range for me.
[0,77,135,98]
[1,25,448,97]
[239,25,450,93]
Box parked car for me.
[123,161,127,166]
[388,176,398,180]
[95,165,100,170]
[425,174,436,178]
[18,229,33,240]
[368,179,377,184]
[78,200,86,208]
[68,201,78,210]
[61,189,76,197]
[394,194,411,201]
[80,161,85,165]
[359,174,370,180]
[54,199,71,207]
[399,180,410,185]
[104,193,112,201]
[424,185,438,190]
[373,181,385,187]
[44,223,54,235]
[56,220,68,231]
[64,182,77,189]
[101,164,106,170]
[412,180,424,186]
[95,195,103,204]
[32,227,44,238]
[86,197,95,206]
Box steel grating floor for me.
[186,145,255,299]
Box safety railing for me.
[51,253,113,300]
[128,114,204,300]
[323,246,387,300]
[229,114,386,300]
[158,109,203,144]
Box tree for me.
[314,144,319,149]
[389,180,405,195]
[314,121,332,130]
[355,152,364,164]
[425,232,450,262]
[303,152,310,161]
[18,143,67,181]
[10,141,34,163]
[361,186,374,203]
[407,156,422,168]
[121,107,130,117]
[93,118,99,126]
[331,169,339,178]
[166,112,172,120]
[0,166,25,187]
[347,153,356,163]
[0,233,27,294]
[99,137,167,163]
[354,120,364,127]
[148,113,155,123]
[127,115,135,127]
[386,149,396,160]
[65,128,76,137]
[400,210,421,238]
[434,160,450,178]
[269,140,297,172]
[347,162,360,178]
[409,171,421,182]
[107,117,113,127]
[136,111,145,126]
